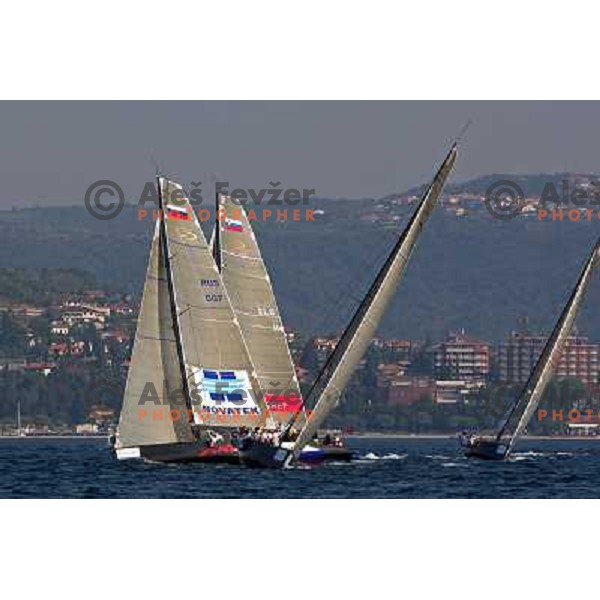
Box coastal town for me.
[353,173,600,226]
[1,282,599,437]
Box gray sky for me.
[2,101,600,207]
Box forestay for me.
[290,144,458,459]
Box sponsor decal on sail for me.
[265,394,303,413]
[190,367,259,422]
[166,204,191,221]
[224,218,243,233]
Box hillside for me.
[1,176,599,343]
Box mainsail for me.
[289,143,458,459]
[219,194,304,426]
[116,219,194,449]
[159,178,270,429]
[499,238,600,455]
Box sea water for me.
[0,437,598,498]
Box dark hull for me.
[299,446,355,463]
[464,439,508,461]
[239,442,291,468]
[239,442,355,468]
[117,441,354,467]
[119,442,241,465]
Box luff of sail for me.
[159,179,270,429]
[501,239,600,455]
[290,143,458,459]
[219,194,304,426]
[116,219,194,449]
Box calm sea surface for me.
[1,436,598,498]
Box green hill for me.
[1,181,599,343]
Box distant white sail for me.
[501,239,600,455]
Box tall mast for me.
[499,238,600,454]
[17,399,21,436]
[213,189,222,272]
[156,176,194,419]
[289,143,458,459]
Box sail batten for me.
[290,144,458,458]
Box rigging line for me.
[295,220,411,393]
[145,150,161,180]
[294,127,466,392]
[308,199,426,332]
[454,119,472,145]
[288,144,457,436]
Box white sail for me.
[116,220,193,449]
[219,194,304,426]
[290,144,458,459]
[503,239,600,455]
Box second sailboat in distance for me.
[461,238,600,460]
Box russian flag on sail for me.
[224,218,243,233]
[166,204,191,221]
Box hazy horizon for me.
[3,101,600,208]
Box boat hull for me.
[464,439,508,461]
[116,442,240,464]
[298,445,354,463]
[239,441,355,468]
[116,440,354,467]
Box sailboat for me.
[462,238,600,460]
[114,177,272,463]
[239,141,459,467]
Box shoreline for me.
[0,433,597,442]
[348,432,600,441]
[0,435,107,440]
